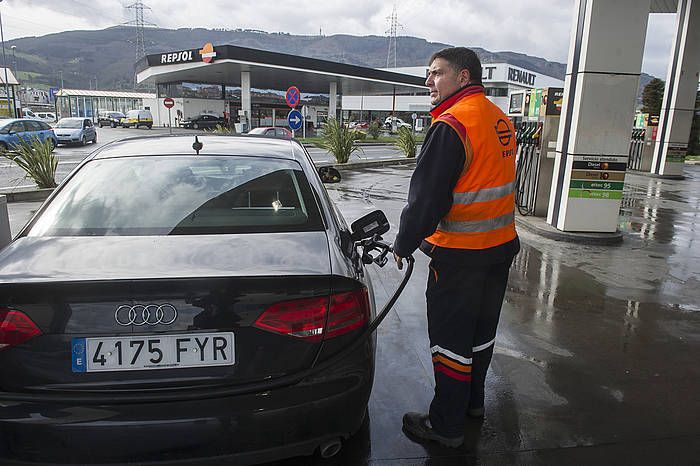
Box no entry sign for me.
[163,97,175,109]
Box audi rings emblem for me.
[115,304,178,326]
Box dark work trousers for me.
[426,257,513,436]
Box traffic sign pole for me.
[163,98,175,134]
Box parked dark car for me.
[248,126,293,139]
[0,118,58,151]
[0,135,385,464]
[98,111,126,128]
[181,114,225,129]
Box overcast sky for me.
[1,0,676,78]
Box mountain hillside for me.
[7,26,654,94]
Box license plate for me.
[71,333,235,373]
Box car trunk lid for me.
[0,233,335,393]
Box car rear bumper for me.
[0,343,374,465]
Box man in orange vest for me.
[394,47,520,447]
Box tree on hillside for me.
[689,90,700,155]
[642,78,665,115]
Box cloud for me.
[0,0,680,77]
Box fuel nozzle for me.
[359,234,392,267]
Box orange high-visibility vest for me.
[425,90,517,250]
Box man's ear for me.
[459,69,471,85]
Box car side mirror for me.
[318,166,341,184]
[351,210,390,241]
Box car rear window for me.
[27,156,325,236]
[25,120,44,131]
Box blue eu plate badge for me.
[71,338,87,373]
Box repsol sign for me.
[508,67,536,86]
[160,50,196,64]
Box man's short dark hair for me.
[429,47,482,85]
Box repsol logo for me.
[508,67,536,86]
[160,50,195,64]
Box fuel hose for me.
[0,253,415,404]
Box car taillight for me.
[254,296,327,341]
[254,288,370,341]
[327,289,370,338]
[0,309,42,350]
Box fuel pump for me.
[509,87,563,217]
[515,121,541,215]
[628,113,658,172]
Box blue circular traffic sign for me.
[287,109,303,131]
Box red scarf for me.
[430,84,485,119]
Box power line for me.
[385,3,403,68]
[123,0,156,87]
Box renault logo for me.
[115,304,178,326]
[495,119,513,146]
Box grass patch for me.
[16,71,43,81]
[686,155,699,161]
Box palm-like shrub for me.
[2,136,58,188]
[367,121,381,139]
[395,126,417,158]
[320,117,363,164]
[210,124,234,134]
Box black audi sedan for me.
[0,135,385,464]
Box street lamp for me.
[0,0,14,118]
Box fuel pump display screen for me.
[509,93,524,115]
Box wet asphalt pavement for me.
[271,164,700,465]
[3,162,699,465]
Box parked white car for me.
[384,116,412,130]
[35,112,57,123]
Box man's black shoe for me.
[402,412,464,448]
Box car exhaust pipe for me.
[319,438,342,458]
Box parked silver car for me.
[54,118,97,146]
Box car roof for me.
[0,118,22,125]
[92,134,303,162]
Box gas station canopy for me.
[135,44,428,96]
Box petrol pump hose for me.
[0,239,414,404]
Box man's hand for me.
[393,252,404,270]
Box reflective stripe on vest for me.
[425,88,517,250]
[451,180,515,205]
[439,211,515,233]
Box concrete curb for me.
[301,142,400,149]
[516,215,623,245]
[627,169,685,180]
[321,158,416,170]
[0,188,54,203]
